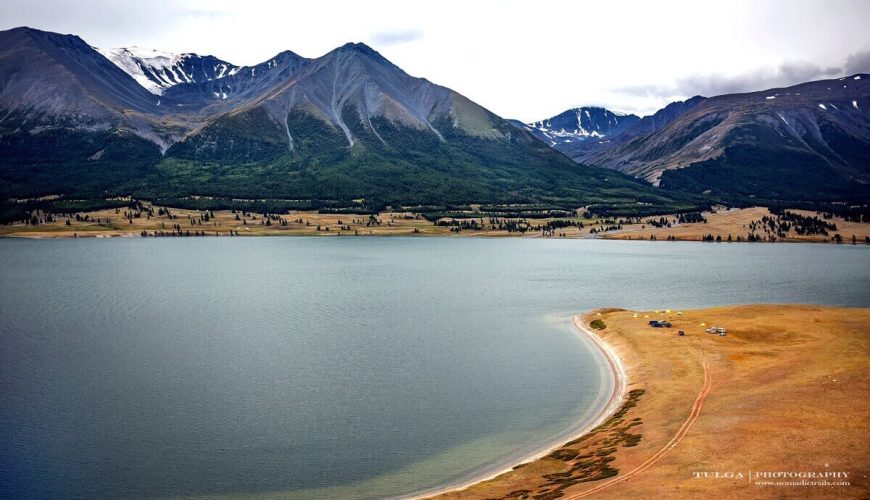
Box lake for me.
[1,238,868,499]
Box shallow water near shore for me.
[1,238,868,499]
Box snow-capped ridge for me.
[96,46,239,95]
[525,106,640,147]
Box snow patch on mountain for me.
[96,46,238,95]
[525,106,640,146]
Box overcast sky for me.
[2,0,869,120]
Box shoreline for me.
[2,232,864,245]
[444,305,870,499]
[405,312,629,499]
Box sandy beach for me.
[404,314,629,499]
[431,304,870,499]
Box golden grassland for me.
[0,205,590,238]
[2,205,868,242]
[599,206,869,243]
[433,305,870,499]
[0,208,442,238]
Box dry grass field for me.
[0,205,595,239]
[0,207,445,238]
[433,305,870,499]
[599,206,870,243]
[2,204,867,243]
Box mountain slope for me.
[0,27,170,198]
[578,76,870,202]
[160,50,310,116]
[0,27,160,120]
[170,42,530,155]
[96,46,239,95]
[553,97,707,163]
[156,43,677,207]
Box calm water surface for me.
[1,238,868,499]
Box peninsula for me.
[431,305,870,499]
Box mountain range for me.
[1,25,867,217]
[0,26,684,214]
[526,78,869,203]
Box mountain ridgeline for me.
[531,79,870,204]
[525,107,640,147]
[96,47,240,96]
[0,26,687,217]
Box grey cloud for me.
[844,49,870,74]
[0,0,179,43]
[676,60,843,97]
[606,51,870,116]
[369,29,423,46]
[612,83,680,99]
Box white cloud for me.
[369,29,423,46]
